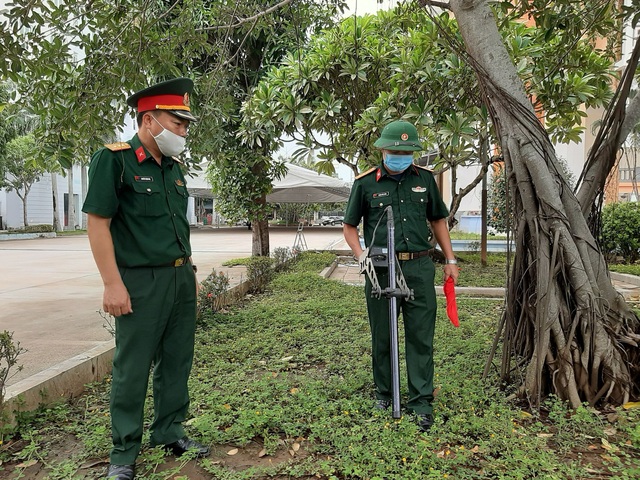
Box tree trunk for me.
[67,166,76,230]
[21,191,28,227]
[448,0,640,408]
[251,192,270,256]
[81,164,88,229]
[51,172,60,231]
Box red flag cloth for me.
[443,277,459,327]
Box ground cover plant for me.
[1,252,639,479]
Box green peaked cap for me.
[373,120,423,151]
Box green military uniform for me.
[82,135,196,464]
[344,158,449,415]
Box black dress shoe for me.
[416,413,434,432]
[374,399,391,410]
[165,436,210,457]
[106,464,135,480]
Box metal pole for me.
[385,206,402,419]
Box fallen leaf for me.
[536,433,554,438]
[258,449,267,458]
[16,459,38,468]
[290,388,299,394]
[587,445,599,451]
[288,449,296,457]
[603,427,617,436]
[281,356,294,361]
[292,442,301,452]
[601,439,618,452]
[520,411,532,418]
[470,445,480,453]
[80,459,109,469]
[223,404,231,410]
[622,401,640,410]
[227,448,239,456]
[607,413,619,423]
[584,468,601,474]
[436,450,446,458]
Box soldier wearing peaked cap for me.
[82,78,208,480]
[342,120,459,433]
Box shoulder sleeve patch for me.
[104,142,131,152]
[355,167,377,180]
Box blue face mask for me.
[384,153,414,172]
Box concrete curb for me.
[611,271,640,287]
[4,340,115,423]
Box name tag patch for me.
[175,179,185,187]
[412,186,427,193]
[373,192,389,198]
[134,176,154,182]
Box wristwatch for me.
[445,259,458,265]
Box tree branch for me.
[418,0,451,10]
[198,0,295,31]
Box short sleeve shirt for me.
[343,164,449,252]
[82,134,191,267]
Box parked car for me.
[320,216,344,226]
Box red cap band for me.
[136,94,190,112]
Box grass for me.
[609,263,640,277]
[1,252,639,479]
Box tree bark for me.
[67,166,76,230]
[448,0,640,408]
[51,172,60,231]
[81,164,88,230]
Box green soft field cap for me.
[373,120,423,151]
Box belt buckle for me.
[174,258,185,267]
[398,252,411,261]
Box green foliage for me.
[7,224,54,234]
[601,202,640,263]
[272,246,297,272]
[246,256,276,293]
[0,330,24,438]
[197,269,231,320]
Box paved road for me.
[0,226,347,386]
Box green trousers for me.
[110,264,197,465]
[364,255,437,414]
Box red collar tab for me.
[137,93,191,113]
[135,146,147,163]
[376,168,382,182]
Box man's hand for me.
[103,282,133,317]
[443,263,460,285]
[358,248,369,273]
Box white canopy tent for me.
[266,163,350,203]
[186,163,351,203]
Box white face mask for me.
[149,115,186,157]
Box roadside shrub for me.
[246,256,275,293]
[601,202,640,263]
[8,224,54,233]
[197,269,230,319]
[1,330,24,438]
[272,246,297,272]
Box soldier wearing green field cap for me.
[82,78,208,480]
[343,119,459,432]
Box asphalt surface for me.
[0,226,347,386]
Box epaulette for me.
[104,142,131,152]
[355,167,377,180]
[415,164,434,172]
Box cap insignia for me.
[401,133,409,141]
